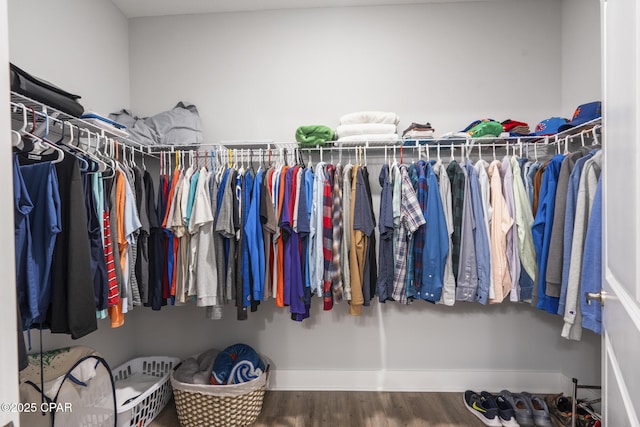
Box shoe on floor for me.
[545,393,572,426]
[481,391,520,427]
[500,390,534,426]
[463,390,502,426]
[521,392,553,427]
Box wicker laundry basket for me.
[170,358,269,427]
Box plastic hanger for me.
[23,107,64,163]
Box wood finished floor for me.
[149,391,510,427]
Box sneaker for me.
[463,390,502,426]
[521,392,553,427]
[545,394,572,426]
[481,392,520,427]
[500,390,534,426]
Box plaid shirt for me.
[332,165,344,301]
[323,164,335,310]
[447,160,466,282]
[392,165,426,304]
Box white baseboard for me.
[268,369,570,394]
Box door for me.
[601,0,640,425]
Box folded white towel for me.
[339,111,400,126]
[336,123,397,138]
[337,133,399,146]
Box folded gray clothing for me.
[109,109,157,146]
[144,102,203,146]
[110,102,204,146]
[173,358,200,384]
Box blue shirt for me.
[246,169,265,301]
[532,154,565,314]
[377,164,395,302]
[20,161,62,326]
[580,176,602,334]
[464,161,491,304]
[557,151,595,315]
[241,170,254,307]
[421,162,450,303]
[13,155,35,329]
[295,168,311,321]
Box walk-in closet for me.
[0,0,638,426]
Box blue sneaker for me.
[464,390,502,426]
[482,392,520,427]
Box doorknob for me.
[585,289,608,307]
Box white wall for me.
[126,0,602,391]
[8,0,130,114]
[561,0,601,116]
[0,0,20,424]
[129,1,564,141]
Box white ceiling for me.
[110,0,508,18]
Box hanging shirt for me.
[241,169,254,310]
[499,157,521,302]
[309,162,326,296]
[558,151,595,315]
[294,168,311,321]
[474,159,494,300]
[322,164,335,310]
[361,166,378,304]
[331,164,344,301]
[133,166,150,305]
[189,168,216,304]
[433,161,456,306]
[377,163,395,303]
[13,156,36,330]
[447,160,466,283]
[509,157,537,303]
[562,150,602,341]
[411,162,428,300]
[455,165,477,302]
[341,164,353,300]
[247,168,265,302]
[82,172,109,313]
[391,165,425,305]
[532,154,565,314]
[464,161,491,305]
[122,166,143,310]
[261,168,277,301]
[545,150,587,298]
[421,162,449,303]
[526,162,542,207]
[18,161,61,327]
[488,160,513,303]
[49,154,97,338]
[580,176,602,335]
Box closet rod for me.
[10,91,155,158]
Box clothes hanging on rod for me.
[10,94,605,339]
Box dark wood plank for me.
[149,391,527,427]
